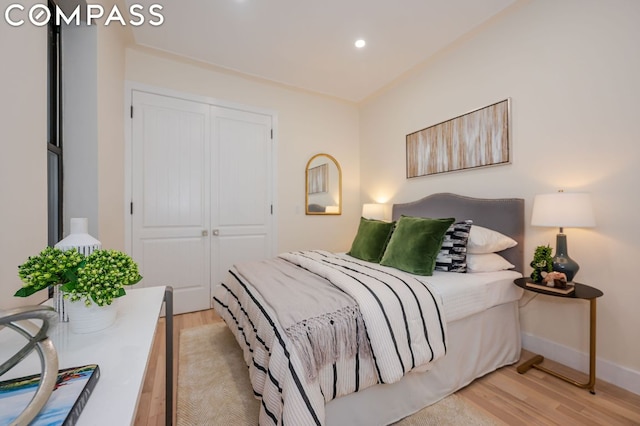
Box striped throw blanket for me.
[213,251,447,425]
[232,256,372,383]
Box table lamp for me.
[362,203,386,221]
[531,191,595,282]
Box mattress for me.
[419,269,523,322]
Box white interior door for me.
[211,107,274,291]
[131,91,211,314]
[130,89,276,314]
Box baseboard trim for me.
[521,332,640,396]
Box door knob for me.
[212,229,220,236]
[201,230,208,237]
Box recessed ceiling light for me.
[355,39,366,48]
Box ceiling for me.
[127,0,517,102]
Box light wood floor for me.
[135,309,640,425]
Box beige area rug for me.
[177,323,497,426]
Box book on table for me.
[0,364,100,426]
[525,281,575,294]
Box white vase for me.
[53,284,68,322]
[66,299,118,334]
[55,218,102,256]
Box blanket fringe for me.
[285,305,371,381]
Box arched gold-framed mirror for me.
[305,153,342,215]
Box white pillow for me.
[467,225,517,254]
[467,253,515,272]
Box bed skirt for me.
[325,301,521,425]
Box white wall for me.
[62,24,99,237]
[359,0,640,389]
[96,24,128,250]
[0,7,48,309]
[125,48,361,253]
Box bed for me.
[213,193,525,425]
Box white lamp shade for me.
[531,192,596,228]
[362,203,385,221]
[55,218,102,255]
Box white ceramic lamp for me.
[362,203,386,221]
[531,191,595,282]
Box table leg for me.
[165,286,174,425]
[517,354,544,373]
[517,298,597,394]
[586,297,597,394]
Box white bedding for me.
[281,253,522,338]
[419,269,523,322]
[331,253,523,322]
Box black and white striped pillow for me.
[435,220,473,273]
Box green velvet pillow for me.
[348,218,396,263]
[380,215,455,276]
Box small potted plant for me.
[62,249,142,306]
[530,245,553,283]
[15,247,142,333]
[15,246,84,298]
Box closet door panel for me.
[211,107,273,289]
[131,91,211,314]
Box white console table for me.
[0,286,173,426]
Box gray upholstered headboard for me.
[392,193,525,273]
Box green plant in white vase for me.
[15,247,142,306]
[62,249,142,306]
[15,247,84,298]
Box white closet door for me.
[131,91,211,314]
[130,89,276,314]
[210,106,274,292]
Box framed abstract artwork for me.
[406,99,511,178]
